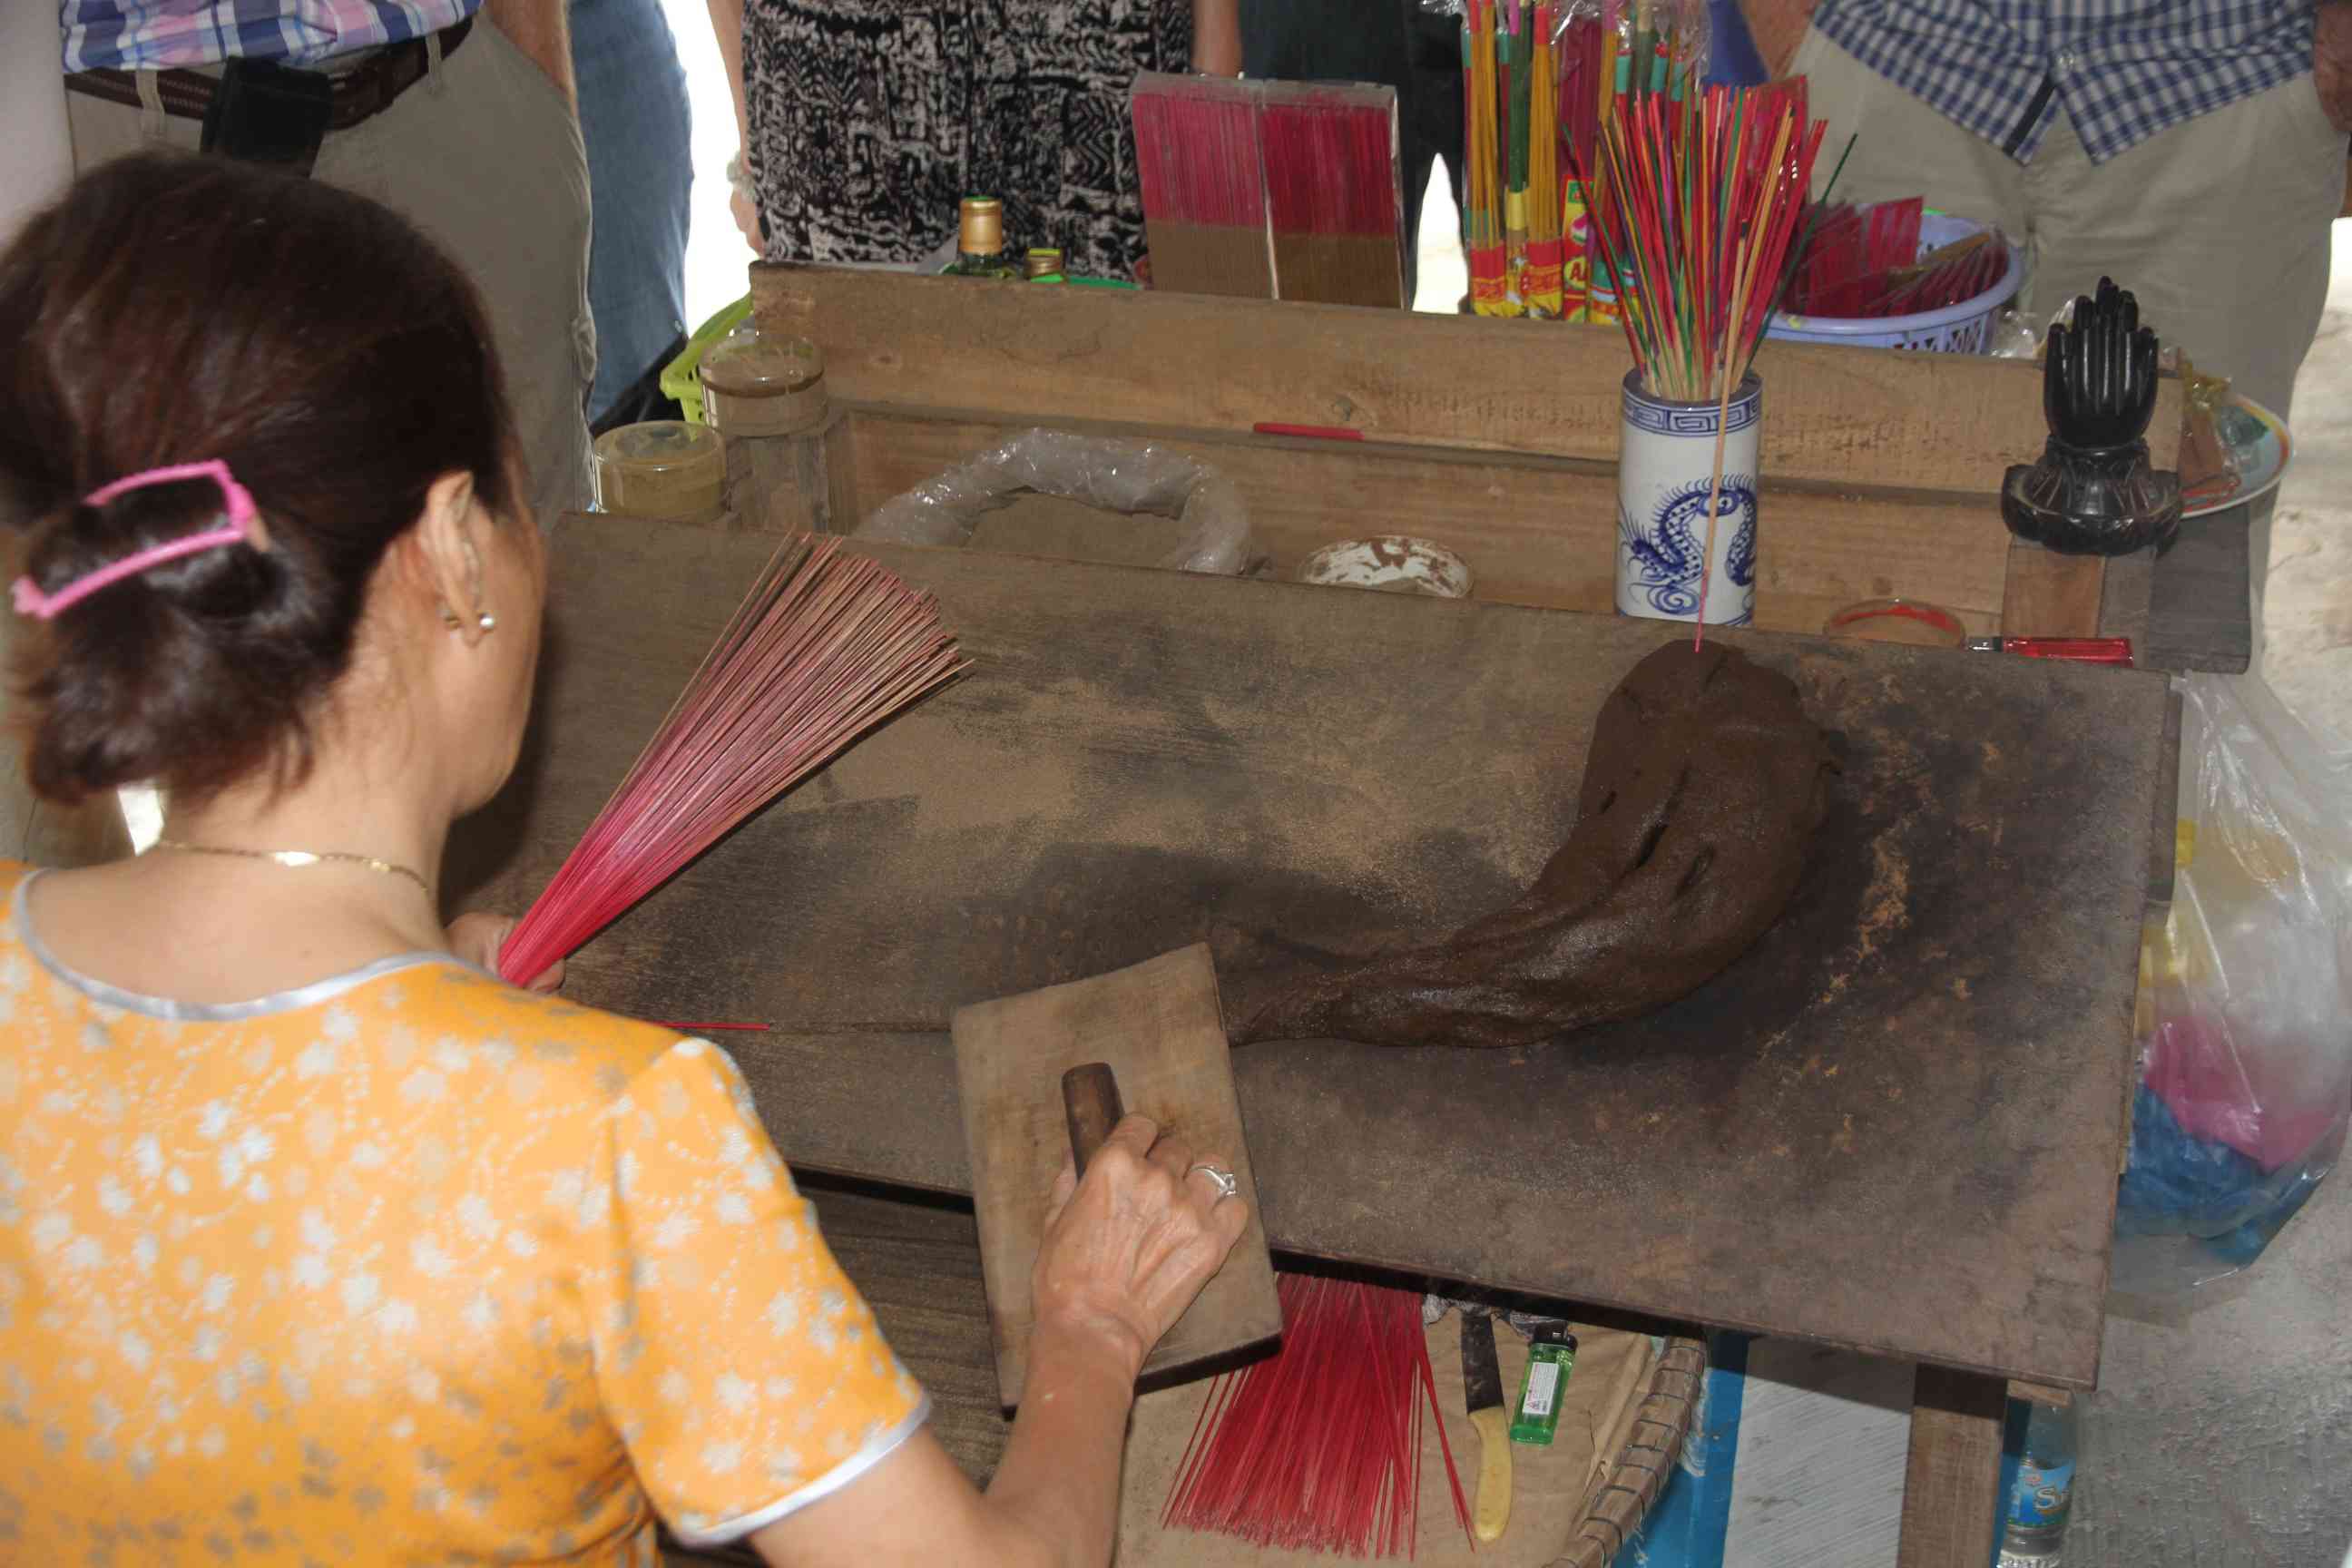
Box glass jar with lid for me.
[700,322,828,438]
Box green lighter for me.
[1510,1327,1577,1446]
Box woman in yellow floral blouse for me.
[0,152,1245,1566]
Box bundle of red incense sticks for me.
[1162,1276,1469,1558]
[496,534,967,987]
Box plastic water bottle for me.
[1998,1399,2078,1566]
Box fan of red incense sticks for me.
[496,534,968,986]
[1163,1277,1470,1558]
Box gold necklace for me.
[152,839,433,896]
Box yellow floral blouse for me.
[0,863,926,1563]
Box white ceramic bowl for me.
[1297,535,1474,599]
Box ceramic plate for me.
[2184,393,2292,519]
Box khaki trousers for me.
[64,20,597,528]
[1793,28,2346,616]
[1793,28,2344,423]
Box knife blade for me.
[1460,1308,1512,1543]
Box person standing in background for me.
[572,0,694,429]
[1,3,131,872]
[55,0,598,527]
[1735,0,2347,625]
[709,0,1236,278]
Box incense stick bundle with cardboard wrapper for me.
[1259,82,1407,308]
[1132,73,1274,299]
[495,534,967,985]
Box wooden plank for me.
[1896,1368,2008,1568]
[2000,539,2109,637]
[839,407,2016,634]
[952,946,1281,1406]
[2096,546,2155,656]
[753,264,2185,494]
[2143,504,2253,675]
[456,516,2169,1387]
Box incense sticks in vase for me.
[1573,80,1827,403]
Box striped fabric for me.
[62,0,481,72]
[1812,0,2320,162]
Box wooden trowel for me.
[953,943,1282,1409]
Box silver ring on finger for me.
[1189,1162,1240,1202]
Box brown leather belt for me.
[63,15,472,133]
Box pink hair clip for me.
[11,459,263,621]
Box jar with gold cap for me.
[592,420,725,522]
[700,321,828,438]
[943,196,1018,279]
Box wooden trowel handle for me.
[1061,1063,1124,1177]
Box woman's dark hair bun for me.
[18,476,311,807]
[0,151,516,808]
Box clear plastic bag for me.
[855,428,1257,577]
[2114,674,2352,1291]
[1984,304,2042,360]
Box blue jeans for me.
[571,0,692,426]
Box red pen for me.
[1965,636,2136,668]
[1251,422,1365,442]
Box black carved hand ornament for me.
[2003,277,2181,556]
[2045,279,2160,451]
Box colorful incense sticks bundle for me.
[1163,1276,1470,1558]
[1467,0,1706,320]
[1573,79,1828,402]
[1465,2,1507,313]
[496,534,967,986]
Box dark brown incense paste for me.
[1221,639,1837,1048]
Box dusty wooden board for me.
[836,407,2019,635]
[952,946,1281,1406]
[455,515,2169,1387]
[751,264,2183,493]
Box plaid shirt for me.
[62,1,481,72]
[1813,0,2321,162]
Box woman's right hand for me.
[1029,1113,1250,1381]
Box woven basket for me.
[1550,1337,1710,1568]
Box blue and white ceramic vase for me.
[1615,370,1762,625]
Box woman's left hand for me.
[446,912,564,993]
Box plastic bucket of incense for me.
[1615,369,1761,626]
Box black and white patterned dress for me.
[744,0,1191,279]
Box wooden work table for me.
[498,269,2203,1568]
[466,522,2168,1568]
